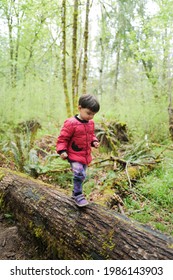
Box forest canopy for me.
[0,0,173,142]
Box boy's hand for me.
[60,152,68,160]
[93,141,100,148]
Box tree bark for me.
[82,0,90,95]
[61,0,71,117]
[0,168,173,260]
[72,0,79,114]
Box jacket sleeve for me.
[56,119,75,153]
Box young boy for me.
[56,94,100,207]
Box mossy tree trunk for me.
[82,0,90,95]
[61,0,71,117]
[72,0,79,114]
[0,168,173,260]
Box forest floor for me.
[0,215,34,260]
[0,135,172,259]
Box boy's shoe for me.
[74,194,89,207]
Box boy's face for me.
[78,106,96,121]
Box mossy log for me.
[0,168,173,260]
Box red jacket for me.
[56,115,98,165]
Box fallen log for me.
[0,168,173,260]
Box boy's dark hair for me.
[78,94,100,113]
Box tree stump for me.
[0,168,173,260]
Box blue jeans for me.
[70,162,87,196]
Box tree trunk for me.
[0,168,172,260]
[114,41,121,96]
[167,51,173,140]
[6,8,16,88]
[72,0,79,114]
[82,0,90,95]
[168,93,173,141]
[61,0,71,117]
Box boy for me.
[56,94,100,207]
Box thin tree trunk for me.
[5,1,23,88]
[7,12,15,87]
[98,7,106,99]
[13,4,23,87]
[61,0,71,117]
[0,168,173,260]
[23,15,46,86]
[114,42,121,96]
[82,0,90,95]
[168,76,173,140]
[72,0,79,114]
[98,37,104,98]
[75,48,83,100]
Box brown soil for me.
[0,214,36,260]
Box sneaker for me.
[74,194,89,207]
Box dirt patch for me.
[0,215,36,260]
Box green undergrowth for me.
[82,146,173,236]
[124,155,173,236]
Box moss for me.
[0,194,4,209]
[19,215,76,259]
[93,185,115,206]
[0,170,5,181]
[33,227,44,238]
[99,229,116,258]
